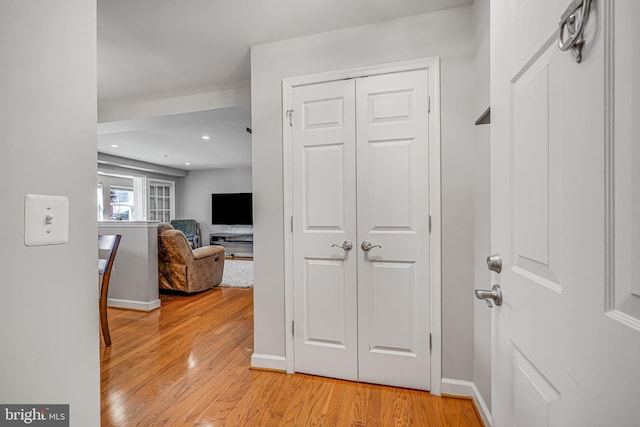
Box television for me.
[211,193,253,225]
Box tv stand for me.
[209,232,253,257]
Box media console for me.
[209,232,253,257]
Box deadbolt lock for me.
[487,254,502,273]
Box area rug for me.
[220,259,254,288]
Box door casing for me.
[282,57,443,395]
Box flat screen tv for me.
[211,193,253,225]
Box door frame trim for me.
[281,57,442,395]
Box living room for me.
[97,102,255,298]
[97,103,253,238]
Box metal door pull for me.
[474,284,503,308]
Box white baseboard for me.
[107,298,161,312]
[442,378,492,427]
[251,353,287,372]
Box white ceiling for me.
[97,106,251,170]
[97,0,472,171]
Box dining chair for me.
[98,234,121,346]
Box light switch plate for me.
[24,194,69,246]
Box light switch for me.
[24,194,69,246]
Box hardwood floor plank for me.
[435,395,482,427]
[409,388,443,427]
[101,287,483,426]
[351,383,370,426]
[295,376,335,426]
[225,370,290,426]
[391,388,413,426]
[259,372,308,427]
[326,379,359,427]
[195,365,258,425]
[278,373,319,426]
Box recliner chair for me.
[170,219,202,248]
[158,223,224,293]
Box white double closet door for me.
[291,69,432,390]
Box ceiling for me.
[98,106,251,170]
[97,0,472,171]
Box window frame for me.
[148,179,175,222]
[109,185,135,221]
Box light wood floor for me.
[101,287,483,426]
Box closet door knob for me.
[331,240,353,251]
[361,240,382,251]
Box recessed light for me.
[185,162,191,166]
[110,144,119,148]
[201,135,210,140]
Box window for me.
[97,173,176,222]
[110,186,134,220]
[148,180,174,222]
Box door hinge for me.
[427,96,431,113]
[429,333,432,352]
[429,215,432,233]
[291,320,295,335]
[290,216,294,232]
[286,109,294,127]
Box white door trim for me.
[281,57,442,395]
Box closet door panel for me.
[291,79,358,381]
[356,70,431,390]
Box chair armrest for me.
[192,245,225,260]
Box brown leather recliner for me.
[157,223,225,293]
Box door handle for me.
[331,240,353,251]
[474,284,503,308]
[361,240,382,251]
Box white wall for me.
[472,0,492,414]
[181,167,253,238]
[0,1,99,425]
[251,6,476,380]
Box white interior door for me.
[292,79,358,380]
[356,70,431,390]
[491,1,640,425]
[292,68,432,390]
